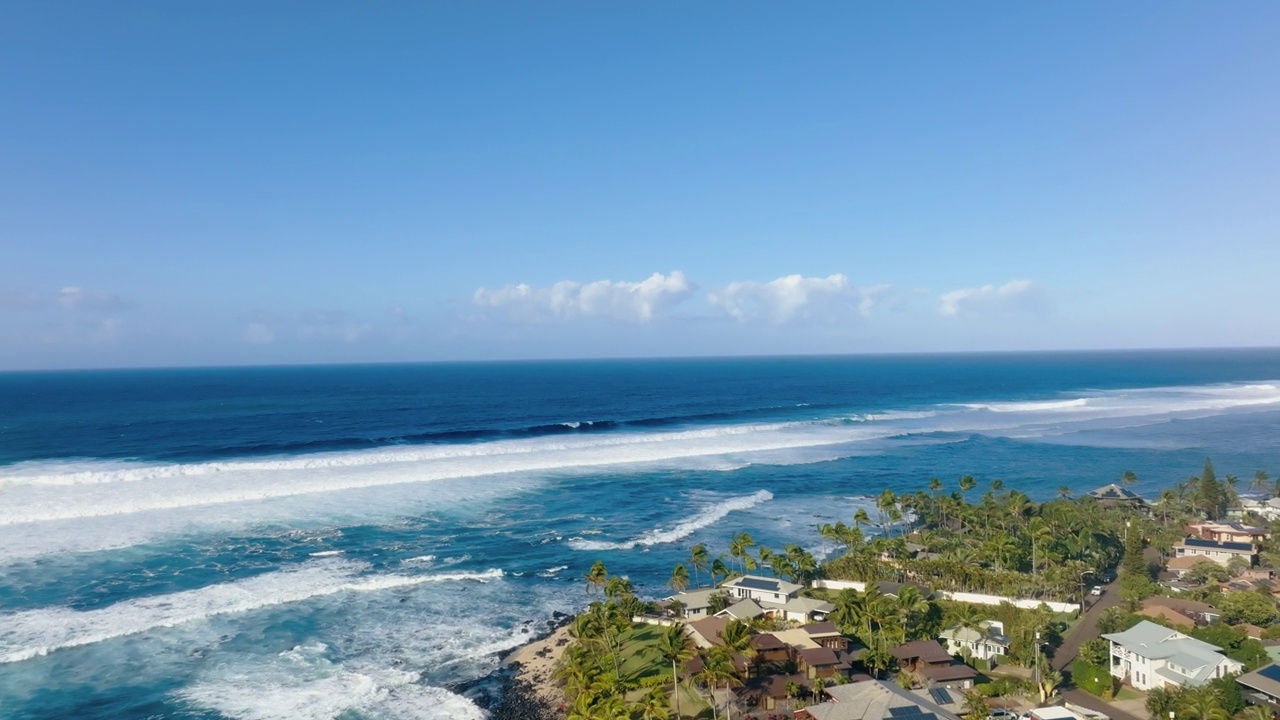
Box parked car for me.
[1091,585,1104,596]
[989,710,1017,720]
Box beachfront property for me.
[889,639,978,689]
[1236,663,1280,709]
[1172,537,1258,568]
[672,574,836,623]
[1184,520,1271,544]
[1086,483,1149,510]
[1103,620,1244,691]
[796,679,961,720]
[938,619,1010,662]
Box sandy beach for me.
[502,623,573,711]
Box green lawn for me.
[1115,686,1144,701]
[616,623,712,718]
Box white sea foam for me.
[537,565,569,578]
[2,379,1278,560]
[568,489,774,551]
[308,550,344,558]
[177,643,486,720]
[0,559,503,664]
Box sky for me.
[2,2,1279,370]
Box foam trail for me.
[569,489,773,551]
[0,559,503,664]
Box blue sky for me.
[2,3,1279,369]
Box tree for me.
[729,533,755,574]
[1038,668,1062,703]
[1218,591,1280,626]
[635,686,671,720]
[1058,486,1072,499]
[1178,685,1229,720]
[710,557,730,585]
[1198,459,1225,520]
[961,689,990,720]
[668,563,690,593]
[585,560,608,595]
[657,623,694,718]
[1121,470,1138,486]
[690,544,710,589]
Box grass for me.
[616,623,671,684]
[1114,686,1144,701]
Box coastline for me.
[472,617,573,720]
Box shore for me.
[472,618,572,720]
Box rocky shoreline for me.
[459,612,573,720]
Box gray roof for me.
[717,599,765,620]
[940,624,1010,647]
[725,574,803,595]
[803,680,961,720]
[1103,620,1238,685]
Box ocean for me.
[2,349,1280,719]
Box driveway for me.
[1051,579,1122,672]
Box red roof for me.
[890,640,953,664]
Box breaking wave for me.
[0,559,503,664]
[569,489,774,551]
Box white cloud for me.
[938,279,1042,317]
[473,271,696,323]
[708,274,889,325]
[56,286,124,311]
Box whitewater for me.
[2,353,1280,719]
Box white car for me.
[1091,585,1104,596]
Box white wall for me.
[811,580,1078,614]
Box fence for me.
[812,580,1079,614]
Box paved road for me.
[1051,579,1122,672]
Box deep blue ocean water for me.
[3,350,1280,719]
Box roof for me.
[1167,555,1221,571]
[1180,537,1255,552]
[940,624,1010,646]
[1142,596,1218,615]
[787,596,836,615]
[1087,483,1146,502]
[805,622,841,636]
[1236,663,1280,700]
[890,640,953,664]
[689,616,728,648]
[799,647,841,666]
[875,581,935,599]
[724,574,804,595]
[1103,620,1236,684]
[919,663,979,681]
[752,633,788,651]
[718,599,766,620]
[802,679,961,720]
[672,587,722,609]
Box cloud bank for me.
[472,271,695,323]
[708,274,888,324]
[938,279,1041,317]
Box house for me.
[797,679,961,720]
[890,639,978,689]
[1173,537,1257,568]
[1237,663,1280,708]
[1086,483,1149,509]
[751,633,791,663]
[1185,521,1271,544]
[716,598,766,621]
[797,646,845,679]
[1240,497,1280,522]
[1221,569,1280,600]
[1102,620,1244,691]
[804,622,850,652]
[740,673,810,712]
[1028,707,1087,720]
[781,596,837,623]
[1138,597,1221,627]
[1166,555,1223,577]
[939,620,1010,662]
[688,616,729,649]
[668,587,723,618]
[722,575,804,605]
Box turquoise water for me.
[2,350,1280,718]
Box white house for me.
[1240,497,1280,522]
[1172,537,1257,568]
[1102,620,1244,691]
[939,620,1010,661]
[722,575,803,605]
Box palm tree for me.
[1058,486,1072,499]
[1038,668,1062,702]
[690,544,710,589]
[813,676,827,703]
[668,563,690,593]
[710,557,730,586]
[604,576,633,601]
[729,533,755,573]
[1121,470,1138,486]
[877,489,897,534]
[658,623,694,718]
[962,689,990,720]
[853,508,871,533]
[701,646,738,720]
[584,560,608,595]
[1178,686,1228,720]
[894,586,931,641]
[635,686,672,720]
[1028,517,1052,576]
[958,475,976,502]
[1237,706,1275,720]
